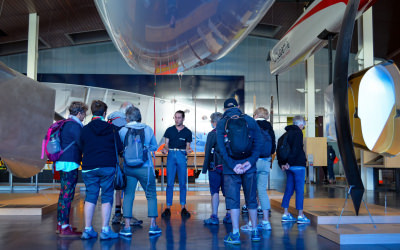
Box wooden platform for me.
[0,191,79,216]
[318,224,400,245]
[270,197,400,225]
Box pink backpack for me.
[41,119,75,161]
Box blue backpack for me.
[123,128,148,167]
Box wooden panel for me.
[318,224,400,245]
[304,137,327,166]
[384,154,400,168]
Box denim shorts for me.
[82,167,115,205]
[224,172,257,210]
[208,167,224,196]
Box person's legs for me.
[292,167,306,215]
[256,159,271,223]
[176,151,187,208]
[242,172,258,230]
[57,171,66,226]
[224,174,241,233]
[327,162,335,182]
[136,167,158,218]
[82,170,101,228]
[99,167,116,229]
[281,169,295,212]
[166,152,178,207]
[122,174,139,228]
[62,169,78,225]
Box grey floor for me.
[1,181,400,250]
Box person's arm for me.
[186,130,193,154]
[162,138,169,154]
[113,125,124,154]
[147,127,158,152]
[202,132,214,174]
[216,119,234,169]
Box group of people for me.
[54,97,311,245]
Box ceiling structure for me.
[0,0,399,65]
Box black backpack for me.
[224,114,253,160]
[259,128,273,158]
[277,132,291,164]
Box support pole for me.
[27,13,39,80]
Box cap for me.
[224,98,238,109]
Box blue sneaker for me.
[119,227,132,237]
[251,229,261,242]
[149,225,162,235]
[223,213,232,224]
[281,213,297,222]
[297,215,311,224]
[100,227,119,240]
[204,215,219,225]
[81,228,98,240]
[224,232,241,244]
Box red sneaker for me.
[59,225,82,238]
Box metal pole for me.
[35,173,39,192]
[337,185,354,229]
[161,158,164,191]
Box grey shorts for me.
[224,172,257,210]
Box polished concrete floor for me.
[1,181,400,249]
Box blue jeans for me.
[166,151,187,206]
[123,167,158,218]
[281,166,306,210]
[256,158,271,210]
[328,161,335,180]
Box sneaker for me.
[251,229,261,242]
[81,228,98,240]
[119,227,132,237]
[112,213,122,224]
[257,206,263,215]
[100,227,119,240]
[240,223,254,232]
[204,215,219,225]
[224,232,241,244]
[161,208,171,218]
[56,224,77,234]
[297,215,311,224]
[241,205,248,214]
[281,213,297,222]
[149,225,162,235]
[60,225,82,238]
[258,221,272,231]
[223,213,232,224]
[181,208,191,218]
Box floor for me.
[1,181,400,250]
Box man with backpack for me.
[108,102,143,226]
[241,107,275,232]
[118,106,161,237]
[277,115,310,224]
[202,112,231,225]
[161,110,193,219]
[55,101,87,237]
[216,98,263,244]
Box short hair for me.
[91,100,108,116]
[293,115,305,126]
[125,106,141,122]
[119,102,134,114]
[210,112,223,124]
[175,110,185,119]
[69,101,88,116]
[254,107,269,119]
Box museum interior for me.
[1,0,400,249]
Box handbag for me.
[113,129,126,190]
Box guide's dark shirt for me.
[164,126,192,149]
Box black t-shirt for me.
[164,126,192,149]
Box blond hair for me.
[254,107,269,119]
